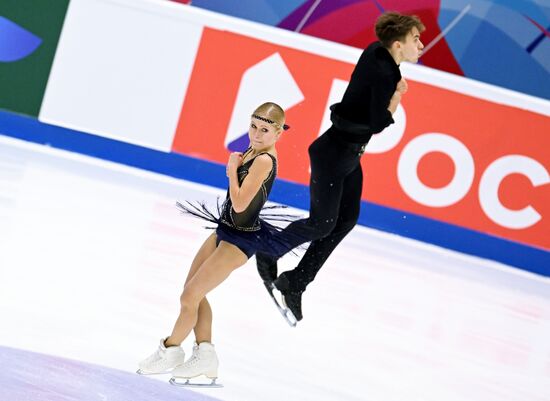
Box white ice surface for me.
[1,135,549,401]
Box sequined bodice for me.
[220,149,277,231]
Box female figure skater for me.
[137,102,289,387]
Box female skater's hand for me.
[226,152,243,176]
[396,78,408,94]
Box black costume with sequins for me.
[177,148,298,259]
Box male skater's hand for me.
[388,78,408,114]
[226,152,243,176]
[396,78,408,94]
[387,90,402,115]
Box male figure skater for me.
[257,12,425,322]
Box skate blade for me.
[267,282,297,328]
[136,369,172,375]
[169,376,223,388]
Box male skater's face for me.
[400,27,424,63]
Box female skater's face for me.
[248,117,281,150]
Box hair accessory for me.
[251,114,290,131]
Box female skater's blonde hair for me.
[252,102,287,131]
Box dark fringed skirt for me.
[176,200,303,259]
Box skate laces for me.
[150,347,164,361]
[185,347,213,367]
[186,353,201,366]
[146,344,179,363]
[140,347,164,369]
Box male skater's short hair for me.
[375,12,425,48]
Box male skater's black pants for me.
[275,126,367,292]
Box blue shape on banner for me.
[0,16,42,62]
[227,133,250,152]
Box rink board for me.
[1,109,548,275]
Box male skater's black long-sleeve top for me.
[330,41,401,143]
[260,43,403,299]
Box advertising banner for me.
[39,0,203,151]
[0,0,69,116]
[173,28,550,251]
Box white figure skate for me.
[169,342,222,388]
[136,338,185,375]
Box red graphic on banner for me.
[173,27,352,185]
[362,83,550,250]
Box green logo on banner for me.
[0,0,70,117]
